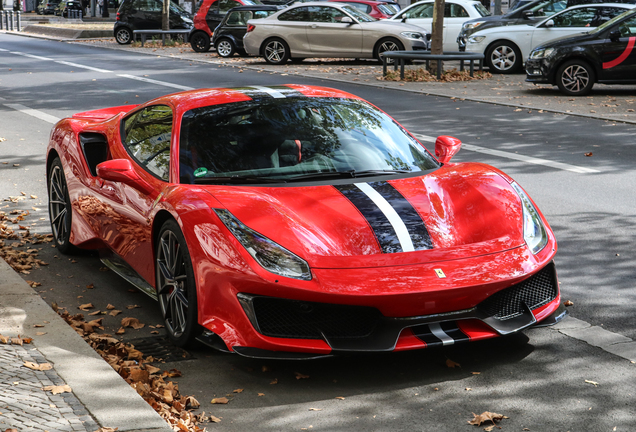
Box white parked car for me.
[465,3,636,73]
[243,1,430,64]
[389,0,490,52]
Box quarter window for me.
[445,3,468,17]
[400,3,433,19]
[123,105,173,181]
[309,6,349,23]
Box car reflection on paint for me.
[526,8,636,95]
[46,85,566,359]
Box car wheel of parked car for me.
[556,59,595,96]
[156,219,201,347]
[486,41,522,74]
[48,158,77,254]
[115,27,133,45]
[263,38,290,65]
[374,37,404,64]
[216,38,235,57]
[190,31,211,52]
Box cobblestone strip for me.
[0,344,99,432]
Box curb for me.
[0,258,173,432]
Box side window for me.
[310,6,348,22]
[219,0,241,13]
[205,0,219,18]
[345,3,371,14]
[226,10,250,25]
[592,7,629,27]
[618,15,636,37]
[278,6,310,21]
[123,105,173,181]
[445,3,468,17]
[403,3,433,19]
[135,0,162,11]
[253,10,273,19]
[551,7,596,27]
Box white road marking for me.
[10,51,53,61]
[354,182,415,252]
[413,133,600,174]
[252,85,286,98]
[0,48,9,52]
[3,103,61,124]
[55,60,112,73]
[116,74,194,91]
[428,323,455,346]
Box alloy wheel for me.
[116,28,131,45]
[264,40,287,64]
[490,45,516,71]
[216,39,234,57]
[157,230,189,339]
[561,64,590,94]
[48,164,70,248]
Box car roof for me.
[226,4,281,10]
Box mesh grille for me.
[478,263,557,320]
[252,297,381,340]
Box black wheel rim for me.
[48,165,69,247]
[194,35,207,51]
[157,230,189,338]
[561,64,589,94]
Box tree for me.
[428,0,445,73]
[162,0,170,31]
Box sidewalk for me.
[0,258,173,432]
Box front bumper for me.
[525,57,553,84]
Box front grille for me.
[251,297,381,340]
[478,263,557,321]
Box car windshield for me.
[179,97,439,184]
[474,2,490,16]
[590,8,636,34]
[342,4,377,21]
[377,3,397,16]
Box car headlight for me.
[401,31,424,39]
[468,35,486,43]
[463,21,485,30]
[529,47,555,59]
[510,183,548,255]
[214,209,312,280]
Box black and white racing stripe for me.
[335,181,433,254]
[411,322,469,347]
[233,85,305,100]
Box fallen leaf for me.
[23,361,52,371]
[465,387,472,391]
[233,388,244,393]
[109,310,122,316]
[468,411,508,426]
[295,372,310,380]
[211,397,229,404]
[126,305,140,309]
[335,396,345,400]
[309,408,322,411]
[584,152,593,157]
[78,303,94,311]
[270,378,278,385]
[36,332,47,336]
[564,300,574,307]
[121,317,145,329]
[446,358,461,368]
[43,384,72,394]
[116,327,125,335]
[585,380,599,387]
[86,283,94,289]
[471,372,481,375]
[258,393,265,397]
[106,304,115,310]
[210,416,222,423]
[88,310,101,316]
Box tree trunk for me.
[162,0,170,31]
[428,0,445,74]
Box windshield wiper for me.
[286,169,411,182]
[194,175,286,184]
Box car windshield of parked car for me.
[589,8,636,34]
[377,3,397,16]
[342,4,377,21]
[527,0,566,18]
[179,98,439,184]
[473,2,490,16]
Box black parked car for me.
[55,0,83,16]
[526,8,636,95]
[208,4,280,55]
[114,0,193,44]
[457,0,636,49]
[37,0,61,14]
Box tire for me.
[556,59,595,96]
[48,158,76,254]
[156,219,201,347]
[190,31,210,53]
[215,38,235,57]
[115,27,132,45]
[485,41,522,74]
[374,37,405,64]
[262,38,290,65]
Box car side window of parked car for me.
[310,6,349,22]
[278,6,311,21]
[344,3,372,14]
[530,0,566,18]
[446,3,469,17]
[592,7,632,27]
[402,3,433,18]
[253,10,275,19]
[135,0,162,11]
[226,10,250,25]
[123,105,173,181]
[551,7,596,27]
[219,0,242,14]
[618,14,636,36]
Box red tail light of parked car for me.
[246,24,255,33]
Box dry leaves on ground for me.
[23,361,52,371]
[0,334,33,345]
[121,317,145,329]
[43,384,72,394]
[381,68,492,83]
[211,397,229,404]
[446,358,461,368]
[468,411,509,427]
[295,372,309,380]
[0,215,52,274]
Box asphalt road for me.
[1,33,636,431]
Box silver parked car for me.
[243,1,431,64]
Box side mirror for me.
[609,28,621,42]
[544,19,554,27]
[435,135,462,164]
[96,159,152,193]
[523,10,533,19]
[341,16,353,24]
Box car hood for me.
[203,163,526,269]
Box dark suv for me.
[114,0,194,44]
[526,8,636,95]
[196,4,280,54]
[457,0,636,50]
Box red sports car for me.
[47,85,566,359]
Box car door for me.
[306,6,363,55]
[530,7,600,52]
[444,3,473,51]
[600,14,636,82]
[275,6,312,54]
